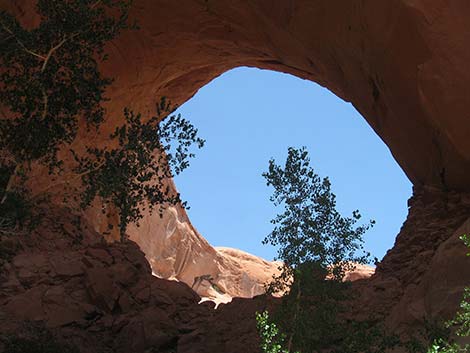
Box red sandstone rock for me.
[343,263,376,282]
[1,1,470,352]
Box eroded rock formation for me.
[1,0,470,352]
[0,209,376,353]
[0,210,211,353]
[364,187,470,332]
[127,203,283,305]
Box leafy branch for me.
[427,235,470,353]
[258,147,400,353]
[0,0,134,234]
[0,0,134,192]
[72,99,205,241]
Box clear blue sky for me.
[173,67,412,263]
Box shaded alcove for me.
[173,67,412,262]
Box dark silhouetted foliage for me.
[258,147,399,353]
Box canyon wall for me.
[1,190,468,352]
[128,203,283,304]
[4,0,470,193]
[1,0,470,352]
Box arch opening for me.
[130,66,413,304]
[174,67,412,263]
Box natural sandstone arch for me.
[93,0,470,317]
[94,0,469,192]
[5,0,470,194]
[2,0,470,344]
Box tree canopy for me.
[0,0,204,240]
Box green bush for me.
[256,311,296,353]
[425,235,470,353]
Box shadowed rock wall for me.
[1,1,470,352]
[5,0,470,192]
[98,0,470,191]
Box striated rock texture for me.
[1,0,470,352]
[128,203,372,305]
[127,203,283,305]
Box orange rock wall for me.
[358,186,470,332]
[4,0,470,192]
[99,0,470,191]
[1,1,470,351]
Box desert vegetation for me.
[0,1,468,353]
[256,148,470,353]
[0,0,204,243]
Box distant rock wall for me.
[127,203,374,305]
[127,203,283,305]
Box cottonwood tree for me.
[0,0,133,230]
[258,147,399,353]
[0,0,133,178]
[0,1,204,240]
[73,99,204,241]
[257,148,470,353]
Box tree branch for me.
[287,277,302,353]
[0,20,45,60]
[41,88,48,120]
[33,159,105,198]
[39,34,77,118]
[0,164,20,204]
[40,36,69,72]
[90,0,103,9]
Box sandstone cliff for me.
[1,0,470,352]
[127,203,283,305]
[128,203,373,305]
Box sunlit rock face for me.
[127,203,376,305]
[128,203,283,305]
[2,1,470,352]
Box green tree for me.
[0,1,204,240]
[259,146,397,353]
[256,311,298,353]
[0,0,133,178]
[0,0,134,231]
[73,99,204,240]
[262,147,372,285]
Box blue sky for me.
[174,67,412,263]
